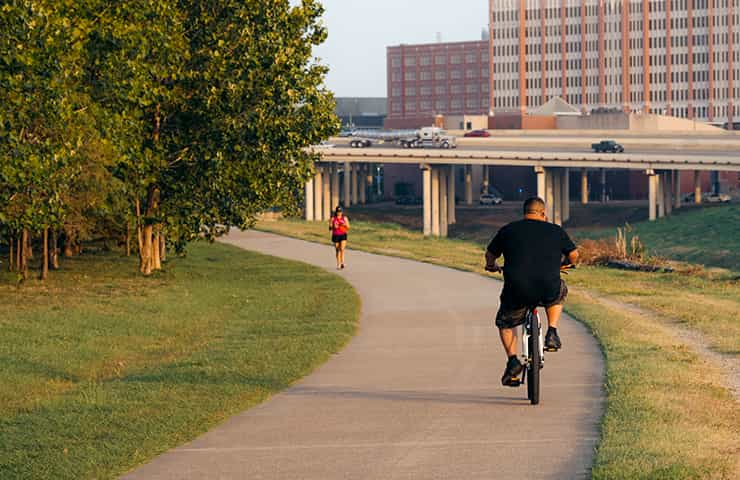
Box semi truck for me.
[349,127,457,149]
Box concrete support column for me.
[431,167,440,237]
[482,165,490,194]
[545,168,555,221]
[440,167,448,238]
[553,169,563,226]
[664,171,673,216]
[535,166,546,200]
[694,170,702,204]
[657,173,665,218]
[304,177,315,221]
[648,170,657,221]
[465,165,473,205]
[359,164,367,205]
[562,168,570,223]
[448,165,456,225]
[322,166,331,221]
[343,162,351,206]
[350,164,358,205]
[331,165,340,212]
[600,168,607,203]
[674,170,681,209]
[365,164,374,202]
[422,165,432,236]
[581,168,589,204]
[314,168,324,221]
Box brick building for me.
[385,40,491,128]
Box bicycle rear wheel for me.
[527,313,541,405]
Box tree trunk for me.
[20,229,28,280]
[159,234,166,262]
[51,230,59,270]
[152,230,161,271]
[8,236,13,272]
[41,228,49,280]
[16,234,21,272]
[140,225,153,275]
[125,223,131,257]
[26,231,33,260]
[139,186,160,276]
[63,229,74,257]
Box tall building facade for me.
[386,41,490,127]
[489,0,739,125]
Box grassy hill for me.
[578,204,740,271]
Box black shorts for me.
[495,279,568,329]
[332,234,347,244]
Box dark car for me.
[463,129,491,138]
[395,195,422,205]
[591,140,624,153]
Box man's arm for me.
[485,250,502,272]
[566,248,579,266]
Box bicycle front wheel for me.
[527,316,541,405]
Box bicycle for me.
[487,264,575,405]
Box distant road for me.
[329,138,740,159]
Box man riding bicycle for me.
[485,197,579,386]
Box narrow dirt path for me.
[581,290,739,401]
[123,231,604,480]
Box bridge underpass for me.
[305,148,740,237]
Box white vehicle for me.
[349,127,456,149]
[479,193,503,205]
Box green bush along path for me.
[0,242,359,479]
[258,219,739,479]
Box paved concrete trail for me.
[124,230,604,480]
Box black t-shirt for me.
[487,219,576,307]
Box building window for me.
[405,71,416,81]
[404,57,416,67]
[420,56,432,66]
[450,54,463,65]
[435,70,447,80]
[435,55,446,65]
[420,70,432,81]
[391,57,401,68]
[405,86,416,96]
[435,85,447,95]
[405,101,416,112]
[450,69,462,80]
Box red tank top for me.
[331,216,348,235]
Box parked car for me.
[682,192,731,203]
[479,193,503,205]
[314,141,335,148]
[338,129,354,137]
[705,193,731,203]
[463,129,491,138]
[591,140,624,153]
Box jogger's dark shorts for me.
[495,279,568,329]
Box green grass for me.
[258,218,739,479]
[0,242,360,479]
[568,291,738,479]
[578,203,740,271]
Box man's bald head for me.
[523,197,546,216]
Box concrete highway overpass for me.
[306,140,740,237]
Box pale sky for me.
[313,1,489,98]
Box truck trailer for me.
[349,127,456,149]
